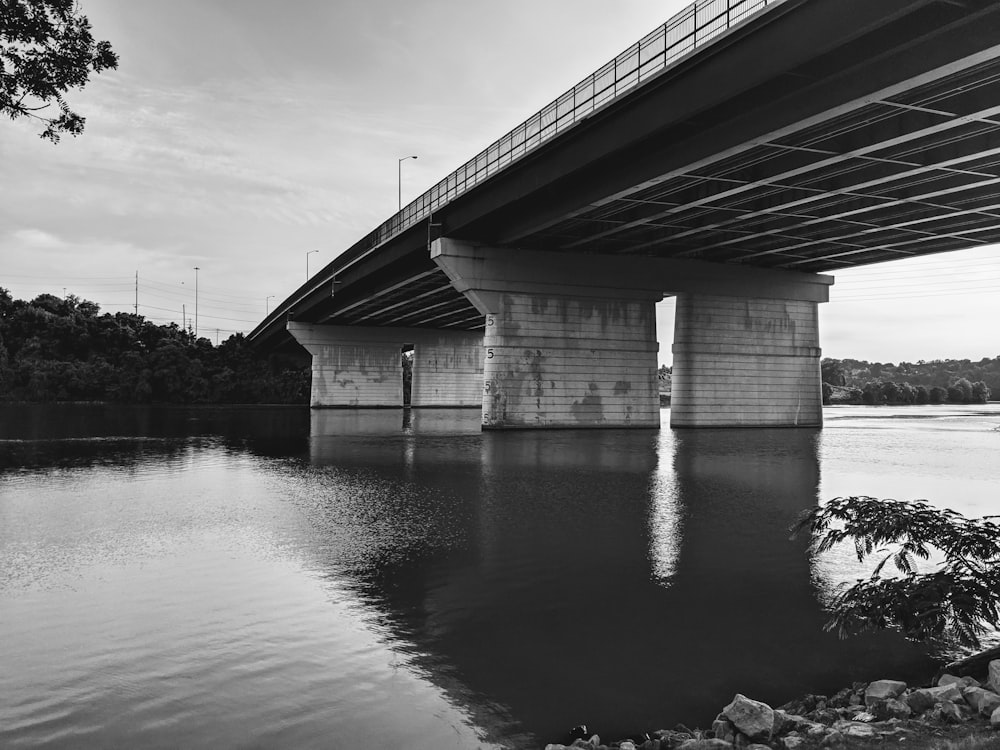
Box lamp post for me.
[193,267,200,337]
[306,250,318,280]
[398,155,417,211]
[266,295,275,315]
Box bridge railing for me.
[347,0,778,266]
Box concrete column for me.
[288,322,403,407]
[481,293,659,428]
[670,294,823,427]
[288,322,483,408]
[432,237,833,429]
[432,239,662,429]
[410,331,483,407]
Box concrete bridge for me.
[249,0,1000,429]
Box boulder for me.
[865,680,907,706]
[677,739,734,750]
[962,686,1000,717]
[620,742,637,750]
[833,721,877,739]
[906,683,965,714]
[881,698,912,720]
[927,700,964,724]
[821,730,845,747]
[711,718,735,744]
[771,710,799,736]
[781,737,806,750]
[723,695,774,741]
[989,660,1000,693]
[992,705,1000,729]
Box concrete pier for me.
[670,294,823,428]
[432,237,832,429]
[287,322,482,408]
[432,239,662,428]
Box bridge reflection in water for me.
[304,410,933,744]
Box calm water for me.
[2,403,998,749]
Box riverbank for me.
[544,661,1000,750]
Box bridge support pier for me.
[410,331,483,407]
[432,239,662,429]
[433,237,833,429]
[287,322,482,408]
[670,294,823,428]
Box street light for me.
[398,155,417,211]
[193,267,200,337]
[266,295,275,315]
[306,250,318,280]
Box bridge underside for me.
[255,0,1000,428]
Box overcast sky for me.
[2,0,998,365]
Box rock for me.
[812,709,841,725]
[989,660,1000,693]
[865,680,907,706]
[781,737,806,750]
[907,683,965,714]
[723,695,774,741]
[620,742,637,750]
[545,745,570,750]
[771,710,799,736]
[827,687,855,708]
[677,740,733,750]
[834,721,877,739]
[746,745,771,750]
[926,700,964,724]
[659,730,695,749]
[821,730,845,747]
[938,674,964,687]
[962,686,1000,716]
[641,741,661,750]
[992,704,1000,729]
[571,740,596,749]
[882,698,912,720]
[711,719,735,743]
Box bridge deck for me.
[250,0,1000,348]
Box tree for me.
[793,497,1000,651]
[1,0,118,142]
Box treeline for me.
[0,289,309,404]
[821,357,995,406]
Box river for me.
[2,403,998,749]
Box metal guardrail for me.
[361,0,778,254]
[251,0,781,341]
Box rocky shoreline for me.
[544,660,1000,750]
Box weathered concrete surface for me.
[287,322,482,408]
[481,291,660,428]
[432,239,662,429]
[432,237,832,429]
[410,331,483,407]
[670,294,823,428]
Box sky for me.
[2,0,998,365]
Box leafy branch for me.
[1,0,118,142]
[792,497,1000,650]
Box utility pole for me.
[182,304,186,332]
[193,267,200,337]
[134,270,139,315]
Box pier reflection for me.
[300,422,933,743]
